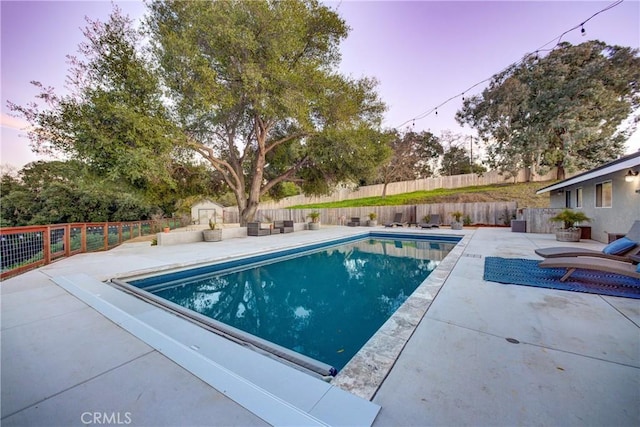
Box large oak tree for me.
[456,41,640,180]
[10,1,388,225]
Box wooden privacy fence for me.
[0,218,187,280]
[227,203,568,232]
[258,168,560,209]
[520,208,564,233]
[244,201,518,227]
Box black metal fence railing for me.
[0,218,186,280]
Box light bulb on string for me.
[392,0,622,131]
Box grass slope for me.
[290,181,554,209]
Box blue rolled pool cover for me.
[110,278,338,378]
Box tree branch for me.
[185,138,242,191]
[259,156,310,196]
[265,131,310,154]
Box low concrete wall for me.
[156,223,308,246]
[156,230,202,246]
[157,227,248,246]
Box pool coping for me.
[331,232,470,399]
[52,273,381,427]
[51,229,468,424]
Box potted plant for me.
[550,209,590,242]
[202,215,222,242]
[368,212,378,227]
[307,211,320,230]
[450,211,463,230]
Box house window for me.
[595,181,612,208]
[565,190,571,208]
[576,188,583,208]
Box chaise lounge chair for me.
[347,217,361,227]
[384,213,405,228]
[539,256,640,282]
[535,220,640,263]
[419,214,441,229]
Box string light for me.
[396,0,624,129]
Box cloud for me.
[0,113,30,131]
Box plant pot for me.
[450,221,463,230]
[368,220,378,227]
[308,222,320,230]
[203,229,222,242]
[163,227,170,233]
[555,228,581,242]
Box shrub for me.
[550,209,590,229]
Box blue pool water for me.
[129,233,457,371]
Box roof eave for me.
[536,154,640,194]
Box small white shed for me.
[191,200,225,225]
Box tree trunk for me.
[381,182,388,198]
[556,163,566,181]
[238,117,268,226]
[240,202,258,227]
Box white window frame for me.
[575,187,583,208]
[595,181,612,208]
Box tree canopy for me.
[0,161,160,226]
[373,129,442,196]
[456,41,640,180]
[148,0,388,223]
[437,132,486,176]
[10,1,389,225]
[8,9,178,190]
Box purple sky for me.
[2,0,639,169]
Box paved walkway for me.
[1,227,638,426]
[373,228,639,426]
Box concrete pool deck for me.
[2,227,639,426]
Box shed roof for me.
[536,151,640,194]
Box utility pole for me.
[469,135,473,171]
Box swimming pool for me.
[114,232,459,376]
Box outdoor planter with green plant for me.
[307,211,320,230]
[368,212,378,226]
[203,215,222,242]
[550,209,590,242]
[450,211,463,230]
